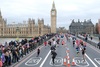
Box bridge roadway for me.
[78,34,99,44]
[13,35,100,67]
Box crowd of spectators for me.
[0,33,55,67]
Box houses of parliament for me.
[0,2,62,37]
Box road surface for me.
[13,35,100,67]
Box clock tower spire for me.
[52,1,55,9]
[51,1,57,33]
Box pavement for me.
[13,34,100,67]
[78,34,99,44]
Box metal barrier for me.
[77,36,98,48]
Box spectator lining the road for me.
[97,41,100,49]
[90,36,93,40]
[0,33,55,67]
[0,58,3,67]
[99,36,100,41]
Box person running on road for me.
[56,37,60,47]
[76,46,80,56]
[51,50,57,65]
[44,41,47,48]
[37,47,40,57]
[81,42,86,62]
[50,45,56,54]
[62,40,65,45]
[72,39,75,47]
[52,39,56,48]
[76,40,80,56]
[48,40,51,46]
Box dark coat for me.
[51,51,57,58]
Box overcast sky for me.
[0,0,100,29]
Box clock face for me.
[52,11,55,15]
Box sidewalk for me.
[78,34,99,44]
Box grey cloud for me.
[0,0,100,29]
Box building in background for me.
[69,19,94,34]
[0,2,58,37]
[96,19,100,34]
[57,27,67,33]
[0,1,68,37]
[51,1,57,33]
[0,10,51,37]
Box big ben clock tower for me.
[51,1,57,33]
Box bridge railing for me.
[77,35,99,49]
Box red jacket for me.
[44,42,47,46]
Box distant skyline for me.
[0,0,100,29]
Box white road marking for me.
[94,58,100,65]
[85,54,98,67]
[79,48,98,67]
[15,45,44,67]
[78,36,100,54]
[39,50,51,67]
[88,44,100,54]
[25,57,42,66]
[49,57,63,66]
[74,57,89,67]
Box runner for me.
[48,40,51,46]
[37,47,40,57]
[72,39,75,47]
[76,46,80,56]
[50,45,56,54]
[80,42,86,62]
[52,39,56,48]
[44,41,47,48]
[51,50,57,65]
[62,40,64,45]
[56,38,60,47]
[76,39,80,56]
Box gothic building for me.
[0,1,58,37]
[69,19,94,34]
[0,1,66,37]
[0,12,51,37]
[51,1,57,33]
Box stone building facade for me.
[51,1,57,33]
[0,1,66,37]
[96,19,100,34]
[69,19,94,34]
[0,2,59,37]
[0,11,51,37]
